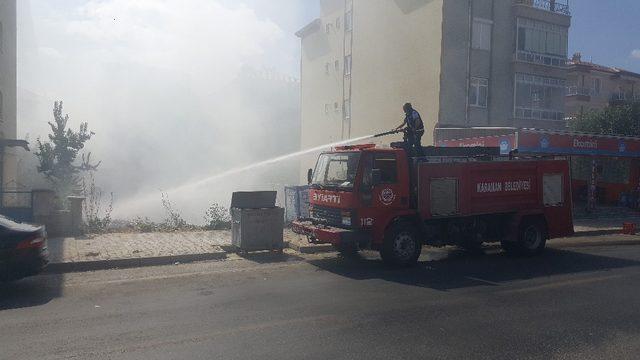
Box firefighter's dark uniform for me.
[403,109,425,156]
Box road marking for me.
[501,273,627,294]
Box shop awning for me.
[435,128,640,158]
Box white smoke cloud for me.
[62,0,283,88]
[18,0,302,223]
[631,49,640,60]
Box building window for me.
[344,55,352,76]
[336,17,341,30]
[613,87,626,101]
[325,62,330,75]
[334,60,340,72]
[344,99,351,119]
[325,23,331,34]
[516,18,568,67]
[345,10,353,32]
[324,103,330,115]
[515,73,566,121]
[334,102,339,113]
[593,78,601,96]
[472,18,492,51]
[469,77,488,108]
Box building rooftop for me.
[568,53,640,79]
[295,18,321,38]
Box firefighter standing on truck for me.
[395,102,425,156]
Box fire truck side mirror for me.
[372,169,382,185]
[307,168,313,185]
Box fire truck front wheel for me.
[381,221,422,267]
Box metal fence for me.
[284,186,310,223]
[515,0,571,16]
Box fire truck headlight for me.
[341,211,352,226]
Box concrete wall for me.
[298,0,444,180]
[0,0,17,191]
[32,190,85,237]
[298,1,346,182]
[349,0,444,145]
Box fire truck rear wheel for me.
[381,221,422,267]
[503,218,547,256]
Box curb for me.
[285,241,334,254]
[573,229,622,237]
[45,252,228,274]
[553,238,640,249]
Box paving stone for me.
[49,230,232,264]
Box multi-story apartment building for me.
[297,0,571,175]
[0,0,19,194]
[566,53,640,117]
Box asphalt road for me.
[2,240,640,360]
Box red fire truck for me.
[292,143,574,266]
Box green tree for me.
[35,101,100,200]
[569,103,640,136]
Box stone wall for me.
[32,189,84,237]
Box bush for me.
[129,216,162,233]
[204,203,231,230]
[82,173,113,234]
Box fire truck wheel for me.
[505,218,547,256]
[381,221,422,267]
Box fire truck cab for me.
[292,143,574,266]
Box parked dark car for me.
[0,215,49,281]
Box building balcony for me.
[566,86,592,101]
[515,50,567,68]
[610,93,626,102]
[515,107,565,122]
[567,86,592,96]
[514,0,571,16]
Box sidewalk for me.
[573,216,640,235]
[46,229,326,273]
[45,217,640,274]
[47,231,231,273]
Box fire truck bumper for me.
[291,221,369,247]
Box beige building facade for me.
[297,0,571,177]
[0,0,19,194]
[566,53,640,117]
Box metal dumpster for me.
[231,191,284,252]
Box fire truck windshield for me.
[311,152,361,190]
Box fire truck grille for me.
[311,205,342,226]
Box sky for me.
[12,0,640,222]
[568,0,640,72]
